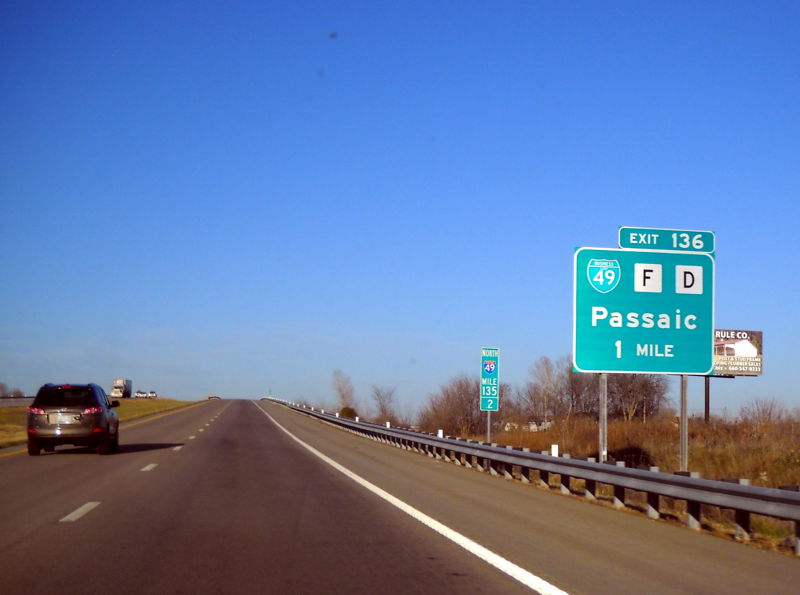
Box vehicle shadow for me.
[118,443,184,453]
[48,443,184,455]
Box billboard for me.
[713,329,763,376]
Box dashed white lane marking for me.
[199,429,204,432]
[141,463,158,472]
[189,435,196,440]
[255,403,568,595]
[173,446,183,451]
[60,502,100,523]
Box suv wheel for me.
[27,440,41,456]
[98,435,113,455]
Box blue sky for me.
[2,1,798,416]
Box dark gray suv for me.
[27,383,120,456]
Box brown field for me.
[493,413,800,488]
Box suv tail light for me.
[28,407,46,415]
[82,406,103,415]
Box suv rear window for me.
[33,386,96,408]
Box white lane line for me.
[198,428,204,432]
[255,404,568,595]
[60,501,100,523]
[173,446,183,452]
[189,435,196,440]
[141,463,158,472]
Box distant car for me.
[27,383,120,456]
[147,391,157,399]
[134,390,147,398]
[206,395,221,400]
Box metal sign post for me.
[599,373,608,463]
[680,374,688,471]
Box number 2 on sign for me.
[615,340,622,358]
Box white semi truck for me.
[111,378,132,399]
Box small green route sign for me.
[573,248,715,374]
[618,226,715,254]
[480,347,499,411]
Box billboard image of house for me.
[713,329,763,376]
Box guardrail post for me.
[584,479,597,500]
[612,462,626,508]
[538,452,550,488]
[779,487,800,556]
[518,448,531,484]
[558,455,571,494]
[721,479,752,541]
[735,509,751,542]
[486,444,499,476]
[441,445,451,462]
[675,471,702,530]
[461,444,474,469]
[500,446,514,480]
[795,521,800,557]
[634,465,661,518]
[581,458,597,500]
[646,492,660,519]
[686,500,701,531]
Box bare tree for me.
[607,374,669,422]
[519,356,569,421]
[418,375,481,436]
[562,358,598,417]
[332,369,355,411]
[740,398,787,432]
[370,384,397,425]
[533,356,558,419]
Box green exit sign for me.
[573,247,715,375]
[480,347,499,411]
[619,227,715,254]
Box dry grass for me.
[0,399,199,448]
[493,413,800,488]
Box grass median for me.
[0,399,201,449]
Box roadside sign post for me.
[480,347,499,443]
[680,374,688,470]
[574,228,716,470]
[599,373,608,463]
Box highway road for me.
[1,399,798,594]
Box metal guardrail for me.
[273,399,800,555]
